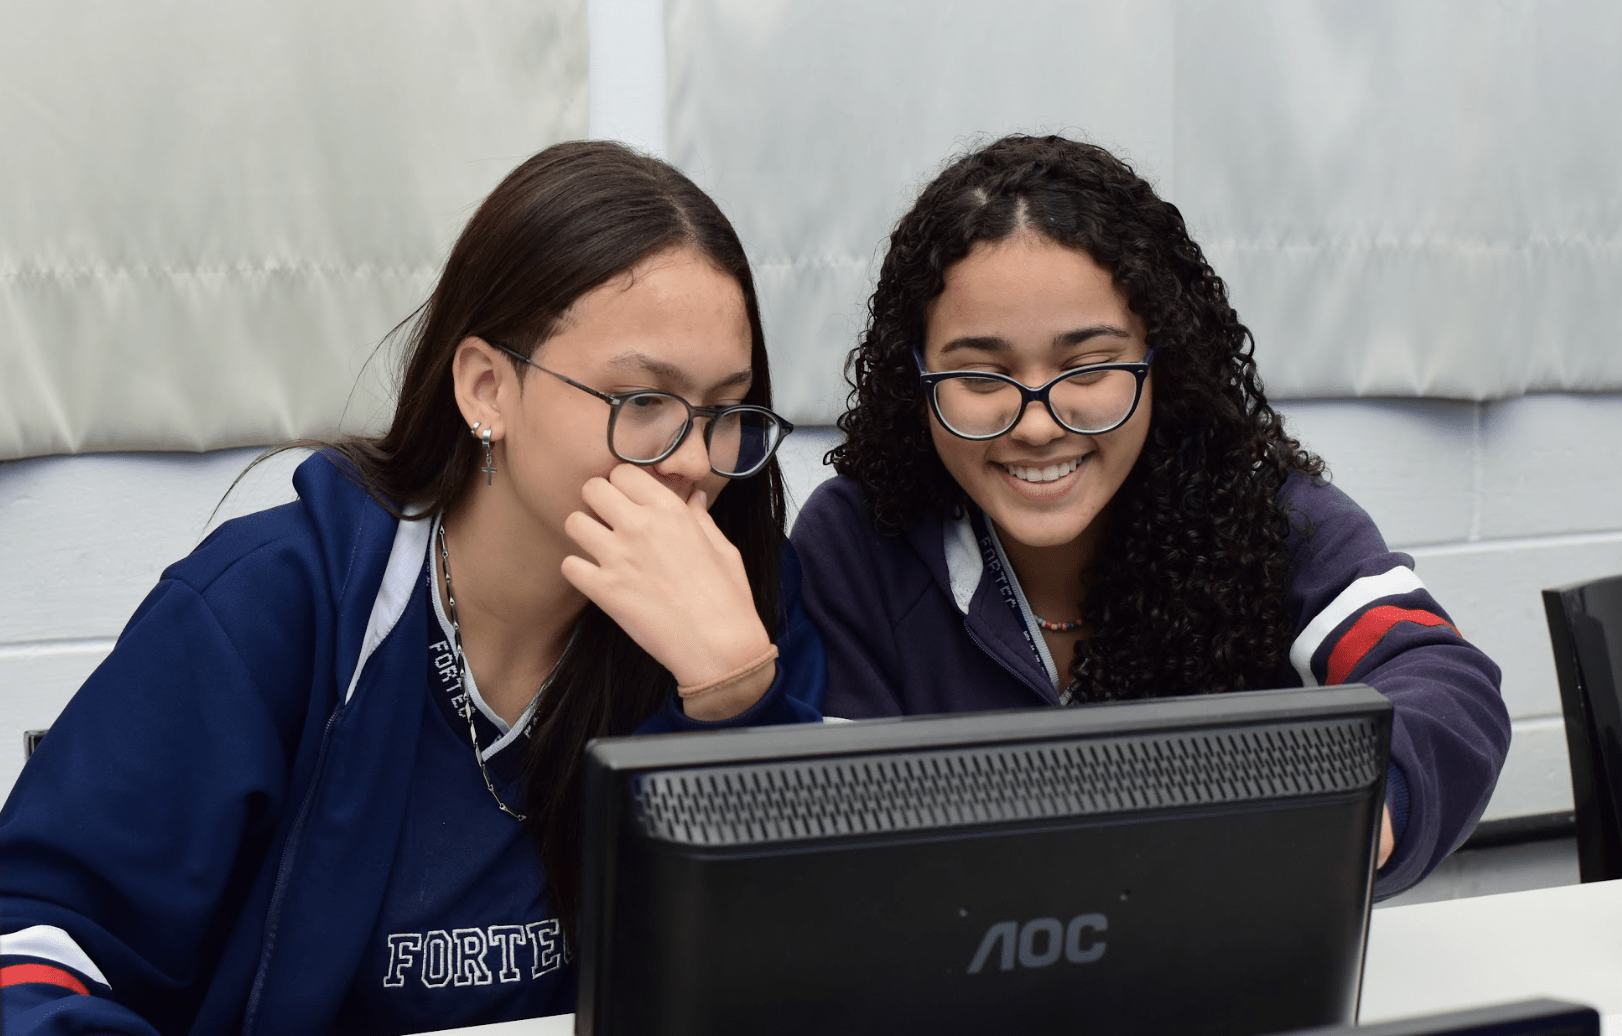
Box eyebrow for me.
[603,351,753,391]
[937,324,1134,357]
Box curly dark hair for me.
[832,134,1324,702]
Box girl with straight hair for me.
[791,133,1508,897]
[0,141,822,1034]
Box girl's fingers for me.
[607,462,676,507]
[578,475,637,529]
[562,509,618,563]
[565,464,767,687]
[688,490,738,558]
[559,552,606,596]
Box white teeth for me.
[1002,457,1081,483]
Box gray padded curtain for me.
[0,1,587,460]
[668,0,1622,424]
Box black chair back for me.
[1543,575,1622,882]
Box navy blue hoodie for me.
[790,473,1509,898]
[0,453,824,1035]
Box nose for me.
[651,419,713,488]
[1008,398,1067,445]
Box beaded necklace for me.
[1031,614,1082,633]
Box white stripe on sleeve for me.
[1289,566,1426,688]
[1,925,111,987]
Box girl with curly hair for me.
[791,134,1508,896]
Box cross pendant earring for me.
[474,424,497,485]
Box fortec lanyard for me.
[426,572,528,794]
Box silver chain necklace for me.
[436,519,528,822]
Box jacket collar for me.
[290,451,422,706]
[905,505,1059,703]
[344,508,431,704]
[943,513,983,614]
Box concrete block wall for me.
[4,394,1619,815]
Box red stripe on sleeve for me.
[0,961,91,996]
[1325,605,1461,686]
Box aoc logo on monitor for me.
[967,913,1107,974]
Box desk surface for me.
[431,879,1622,1035]
[1361,878,1622,1024]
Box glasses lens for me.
[932,375,1025,438]
[707,408,782,477]
[611,393,690,462]
[1049,367,1140,434]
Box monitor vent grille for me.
[630,718,1382,846]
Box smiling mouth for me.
[997,457,1084,484]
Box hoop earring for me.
[474,424,496,485]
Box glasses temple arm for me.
[493,343,617,404]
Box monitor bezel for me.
[589,683,1391,773]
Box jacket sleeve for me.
[1284,481,1510,898]
[638,541,827,734]
[1,578,305,1034]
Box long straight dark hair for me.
[309,141,784,938]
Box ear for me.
[451,337,515,440]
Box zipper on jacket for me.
[241,705,343,1035]
[963,618,1057,706]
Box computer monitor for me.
[577,684,1392,1036]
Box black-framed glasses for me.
[913,346,1155,441]
[495,344,793,478]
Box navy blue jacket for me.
[0,454,824,1035]
[791,474,1510,898]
